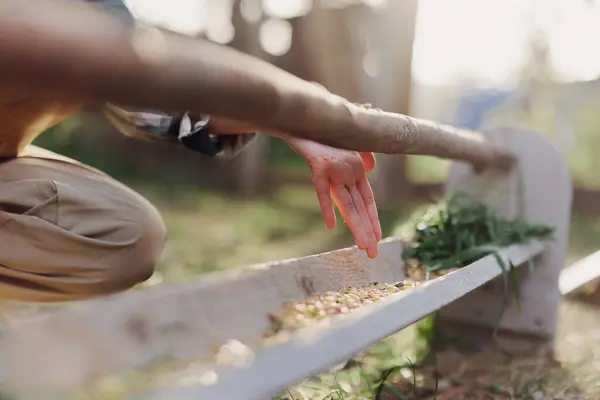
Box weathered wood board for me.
[0,239,404,389]
[560,250,600,296]
[136,242,544,400]
[441,127,571,338]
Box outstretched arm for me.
[76,0,384,256]
[284,137,382,258]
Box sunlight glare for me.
[262,0,312,19]
[125,0,600,85]
[412,0,532,88]
[548,0,600,83]
[124,0,207,36]
[259,18,293,56]
[240,0,263,23]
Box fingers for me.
[347,155,381,251]
[312,171,337,230]
[331,185,372,251]
[348,186,379,258]
[357,177,382,241]
[359,152,376,173]
[308,153,382,259]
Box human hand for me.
[285,137,382,258]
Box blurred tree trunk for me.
[227,0,270,195]
[366,0,419,207]
[291,2,366,102]
[278,17,315,82]
[263,3,369,191]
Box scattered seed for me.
[263,282,414,338]
[214,340,255,368]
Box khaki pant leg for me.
[0,145,167,302]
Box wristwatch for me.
[175,113,223,157]
[103,104,256,159]
[174,113,258,159]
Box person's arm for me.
[91,0,382,257]
[283,136,382,258]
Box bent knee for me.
[0,203,167,303]
[74,197,168,299]
[0,153,168,302]
[100,203,167,294]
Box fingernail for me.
[367,244,379,259]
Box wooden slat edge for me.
[137,241,544,400]
[0,239,404,389]
[559,250,600,296]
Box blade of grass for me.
[509,260,522,311]
[332,376,345,400]
[406,358,416,397]
[358,367,374,394]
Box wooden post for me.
[438,127,571,352]
[233,135,269,195]
[366,0,419,205]
[228,0,269,194]
[291,3,365,103]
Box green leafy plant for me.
[401,192,553,270]
[399,192,554,310]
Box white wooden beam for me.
[136,242,544,400]
[559,250,600,296]
[441,127,571,338]
[0,239,404,390]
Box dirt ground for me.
[370,293,600,400]
[448,298,600,399]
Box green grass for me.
[131,183,418,285]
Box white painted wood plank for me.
[559,250,600,295]
[0,239,404,389]
[442,127,571,338]
[136,242,544,400]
